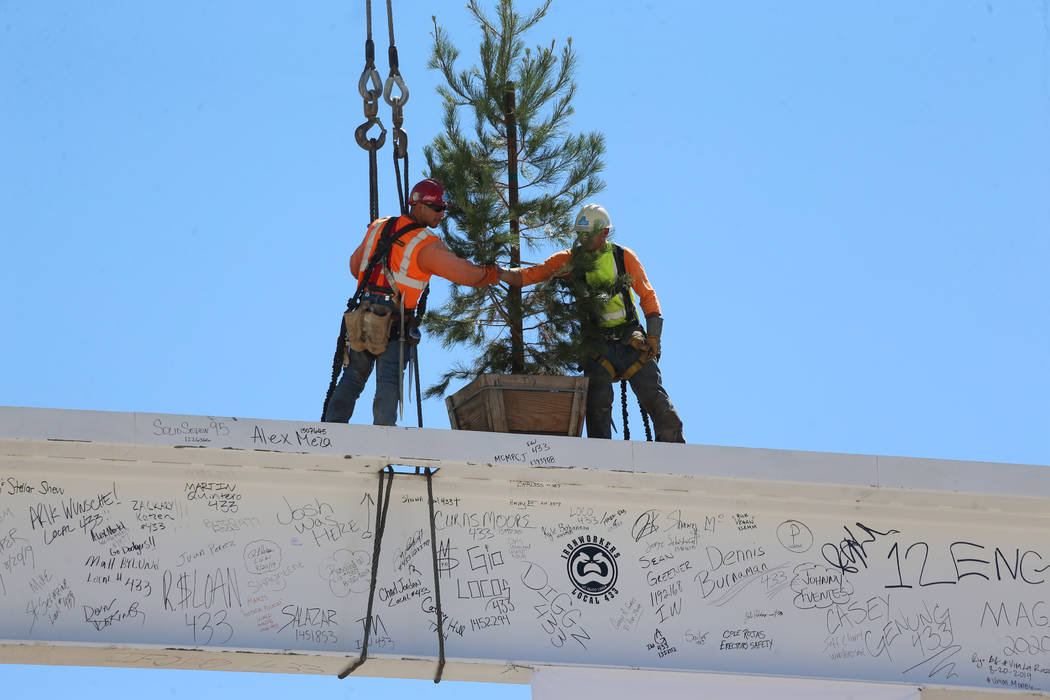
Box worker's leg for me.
[583,344,616,439]
[324,348,376,423]
[372,338,409,426]
[628,360,685,443]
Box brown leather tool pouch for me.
[344,301,395,362]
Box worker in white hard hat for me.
[499,204,684,443]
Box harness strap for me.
[611,244,639,326]
[590,351,647,382]
[355,219,427,307]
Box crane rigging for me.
[324,0,427,428]
[332,3,448,684]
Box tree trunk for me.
[504,82,524,374]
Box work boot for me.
[656,426,685,443]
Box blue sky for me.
[1,0,1048,696]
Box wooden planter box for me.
[446,374,588,437]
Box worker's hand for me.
[479,265,500,286]
[629,330,660,363]
[647,335,661,362]
[498,266,523,286]
[628,330,649,353]
[644,315,664,362]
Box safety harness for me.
[320,217,425,422]
[356,217,427,305]
[589,244,648,382]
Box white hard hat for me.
[574,203,611,233]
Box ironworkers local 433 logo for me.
[562,535,621,604]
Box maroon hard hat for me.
[408,178,447,208]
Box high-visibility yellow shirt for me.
[518,243,662,318]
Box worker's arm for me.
[348,239,368,279]
[620,246,661,318]
[416,239,498,287]
[621,246,664,357]
[350,218,390,278]
[500,249,572,287]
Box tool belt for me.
[344,293,400,361]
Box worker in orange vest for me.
[499,204,684,442]
[324,179,500,425]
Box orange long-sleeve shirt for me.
[519,244,662,317]
[349,219,496,288]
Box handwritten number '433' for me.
[186,611,233,645]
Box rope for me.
[425,468,446,682]
[619,380,654,442]
[338,466,395,679]
[620,380,630,441]
[638,396,653,441]
[320,309,350,421]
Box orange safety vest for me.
[355,215,438,309]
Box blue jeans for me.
[324,337,409,426]
[583,337,684,442]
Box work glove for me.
[628,330,659,364]
[496,265,523,287]
[628,330,648,352]
[645,315,664,363]
[482,265,500,286]
[647,335,661,362]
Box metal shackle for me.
[383,72,409,107]
[358,67,382,101]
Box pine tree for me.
[423,0,606,397]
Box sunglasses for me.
[422,202,446,213]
